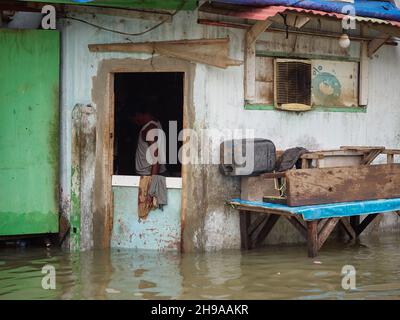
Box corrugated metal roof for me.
[201,3,400,28]
[213,0,400,22]
[284,6,400,28]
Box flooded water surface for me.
[1,233,400,300]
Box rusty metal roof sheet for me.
[200,3,400,28]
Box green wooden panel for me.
[0,29,60,236]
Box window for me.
[254,56,360,109]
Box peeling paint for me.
[59,11,400,253]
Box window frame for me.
[246,53,367,112]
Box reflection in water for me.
[1,233,400,300]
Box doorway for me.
[92,57,194,250]
[110,71,185,250]
[113,72,184,177]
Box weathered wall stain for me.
[59,12,400,252]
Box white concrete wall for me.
[59,10,400,251]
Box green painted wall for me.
[22,0,198,10]
[0,29,60,236]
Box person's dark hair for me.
[141,99,159,117]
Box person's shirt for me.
[135,120,167,176]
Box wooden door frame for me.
[92,56,194,249]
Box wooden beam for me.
[0,1,173,21]
[240,211,252,250]
[244,19,272,102]
[253,214,280,246]
[89,38,242,69]
[89,38,232,51]
[355,214,379,236]
[361,147,385,165]
[307,221,318,258]
[228,203,293,216]
[247,19,273,46]
[248,214,268,235]
[383,149,400,155]
[317,218,340,251]
[259,172,286,179]
[359,39,369,106]
[350,216,360,231]
[318,219,329,233]
[339,218,356,239]
[285,216,307,239]
[340,146,385,151]
[368,34,391,57]
[0,1,41,12]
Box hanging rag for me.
[138,176,155,220]
[275,147,309,172]
[148,175,168,210]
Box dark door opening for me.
[113,72,184,177]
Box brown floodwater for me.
[1,233,400,300]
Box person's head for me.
[130,110,155,126]
[129,97,159,125]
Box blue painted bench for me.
[227,198,400,257]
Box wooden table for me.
[228,198,400,257]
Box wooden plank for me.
[355,214,379,236]
[241,175,280,201]
[285,164,400,206]
[350,216,360,231]
[301,158,309,169]
[285,216,307,239]
[361,148,385,165]
[244,19,272,101]
[89,38,242,69]
[248,214,269,235]
[229,203,293,216]
[318,219,329,233]
[0,1,174,21]
[317,218,340,251]
[383,149,400,155]
[359,38,369,106]
[301,153,325,160]
[244,40,257,102]
[240,211,252,250]
[307,221,318,258]
[340,146,385,151]
[368,34,391,57]
[259,172,286,179]
[263,196,287,205]
[253,214,280,246]
[247,19,273,46]
[387,154,394,164]
[339,218,356,239]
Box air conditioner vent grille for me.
[276,61,311,106]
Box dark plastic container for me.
[219,138,276,176]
